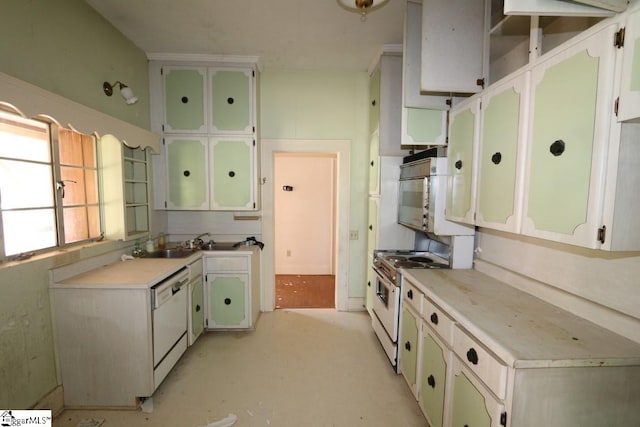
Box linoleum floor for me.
[54,309,425,427]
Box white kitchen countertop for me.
[51,255,199,289]
[402,268,640,369]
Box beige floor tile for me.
[54,309,426,427]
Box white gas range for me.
[371,249,449,372]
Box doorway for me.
[261,139,351,312]
[274,153,336,308]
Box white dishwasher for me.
[152,267,189,385]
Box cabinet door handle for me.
[405,341,411,352]
[407,289,413,300]
[370,160,374,167]
[430,312,439,325]
[549,139,566,157]
[181,96,189,104]
[455,160,463,170]
[371,99,376,107]
[227,97,234,105]
[491,152,502,165]
[427,374,436,388]
[183,170,191,177]
[228,171,235,178]
[195,304,201,312]
[224,298,232,305]
[467,347,479,365]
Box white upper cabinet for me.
[421,0,487,94]
[522,23,618,248]
[446,96,480,226]
[617,6,640,122]
[476,71,529,233]
[504,0,619,16]
[402,0,448,147]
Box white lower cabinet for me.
[204,248,260,330]
[399,270,640,427]
[188,258,204,346]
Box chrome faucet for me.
[189,232,210,248]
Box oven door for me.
[398,177,427,231]
[371,266,401,342]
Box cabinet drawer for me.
[423,297,455,347]
[403,279,423,316]
[205,256,249,272]
[452,325,508,400]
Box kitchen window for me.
[0,108,101,259]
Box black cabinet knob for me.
[370,160,374,167]
[183,170,190,177]
[467,348,479,365]
[407,289,413,300]
[430,312,439,325]
[491,152,502,165]
[405,341,411,352]
[550,139,566,157]
[228,171,235,177]
[455,160,463,170]
[195,304,201,312]
[227,97,234,104]
[181,96,189,104]
[427,374,436,388]
[371,99,376,107]
[369,225,373,231]
[224,298,232,305]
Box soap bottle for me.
[132,240,143,257]
[145,236,155,253]
[158,232,166,250]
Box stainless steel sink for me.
[200,242,238,251]
[145,248,197,258]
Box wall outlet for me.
[349,230,358,240]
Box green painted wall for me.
[0,0,150,129]
[0,0,149,409]
[260,70,370,298]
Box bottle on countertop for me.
[158,232,166,250]
[145,236,155,253]
[132,240,144,257]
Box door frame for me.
[261,139,351,312]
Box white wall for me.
[274,153,336,275]
[476,229,640,343]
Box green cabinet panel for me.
[369,67,381,136]
[400,307,419,394]
[210,138,255,210]
[365,197,378,314]
[478,80,523,228]
[451,370,492,427]
[209,69,252,133]
[618,7,640,121]
[166,137,208,209]
[404,108,446,145]
[527,51,598,235]
[163,67,206,133]
[420,331,448,427]
[368,131,380,194]
[208,274,248,327]
[191,276,204,342]
[446,99,478,224]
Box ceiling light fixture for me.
[103,81,138,105]
[337,0,390,21]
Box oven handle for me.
[373,265,398,300]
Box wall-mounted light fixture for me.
[337,0,390,21]
[103,81,138,105]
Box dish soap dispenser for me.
[132,240,144,257]
[145,236,155,253]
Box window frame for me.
[0,107,103,261]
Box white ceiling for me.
[85,0,406,71]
